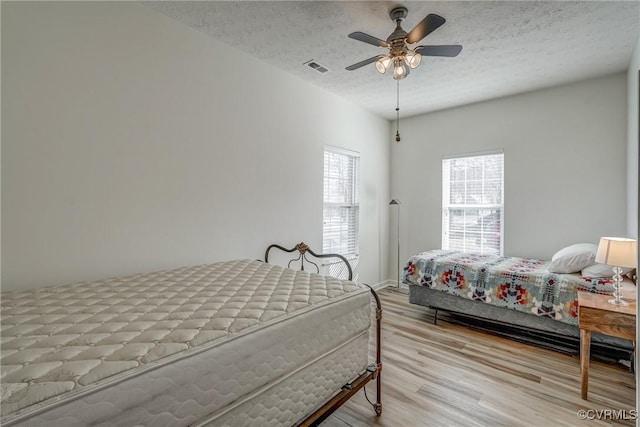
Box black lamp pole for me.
[389,199,400,289]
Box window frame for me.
[322,146,360,259]
[442,150,504,256]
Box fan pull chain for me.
[395,79,401,142]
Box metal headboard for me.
[264,242,353,281]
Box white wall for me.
[1,2,391,291]
[390,74,628,267]
[628,37,640,422]
[628,37,639,240]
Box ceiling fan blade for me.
[406,14,446,44]
[415,45,462,57]
[345,55,386,71]
[348,32,389,48]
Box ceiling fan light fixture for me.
[405,50,422,69]
[345,10,461,78]
[375,56,392,74]
[393,57,409,80]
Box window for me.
[322,147,360,260]
[442,151,504,255]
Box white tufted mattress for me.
[1,259,372,426]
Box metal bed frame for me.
[264,242,382,425]
[409,284,635,370]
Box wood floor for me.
[326,287,636,427]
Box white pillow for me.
[548,243,597,274]
[581,263,633,278]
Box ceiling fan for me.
[345,6,462,80]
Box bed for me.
[403,249,634,358]
[1,243,382,426]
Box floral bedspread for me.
[403,250,615,326]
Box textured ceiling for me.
[144,1,640,120]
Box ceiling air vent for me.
[304,60,331,74]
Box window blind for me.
[442,152,504,255]
[323,148,360,258]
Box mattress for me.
[1,260,372,426]
[200,332,370,427]
[403,249,616,326]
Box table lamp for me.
[595,237,637,306]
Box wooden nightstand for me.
[578,281,636,400]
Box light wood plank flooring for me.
[326,287,636,426]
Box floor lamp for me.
[389,199,400,289]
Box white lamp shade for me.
[404,50,422,69]
[375,56,392,74]
[393,57,409,80]
[595,237,637,268]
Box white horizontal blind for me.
[323,148,359,258]
[442,152,504,255]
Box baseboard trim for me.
[370,280,409,293]
[370,280,393,291]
